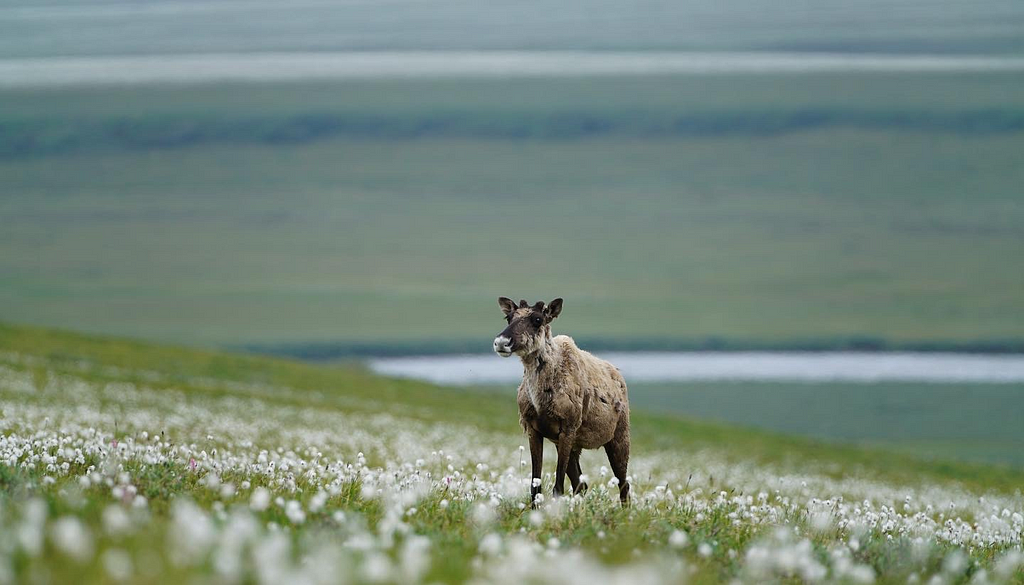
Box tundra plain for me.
[3,73,1024,350]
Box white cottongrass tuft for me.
[102,549,133,581]
[284,500,305,524]
[50,517,94,563]
[250,487,271,512]
[102,505,132,536]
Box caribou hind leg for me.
[604,420,630,505]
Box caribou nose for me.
[493,336,513,356]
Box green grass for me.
[1,321,1024,584]
[2,320,1022,494]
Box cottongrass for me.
[0,352,1022,583]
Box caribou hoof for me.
[530,490,543,509]
[619,482,631,506]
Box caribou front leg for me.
[552,430,576,498]
[567,449,587,494]
[528,428,544,506]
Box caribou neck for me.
[520,330,558,377]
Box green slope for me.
[2,320,1021,494]
[3,321,1024,584]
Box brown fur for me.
[495,297,631,504]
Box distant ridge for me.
[5,107,1024,158]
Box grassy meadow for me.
[3,1,1024,582]
[3,73,1024,351]
[620,380,1024,470]
[1,321,1023,584]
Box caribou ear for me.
[545,298,563,320]
[498,297,517,316]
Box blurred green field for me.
[4,74,1024,156]
[606,381,1024,469]
[2,74,1024,349]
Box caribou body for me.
[493,297,631,504]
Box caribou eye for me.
[531,316,543,327]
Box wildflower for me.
[250,488,271,511]
[284,500,305,524]
[669,530,689,548]
[479,533,502,556]
[363,553,392,582]
[472,503,495,526]
[809,511,834,533]
[400,535,431,582]
[102,505,132,536]
[50,517,94,563]
[943,550,967,575]
[168,500,215,567]
[993,551,1024,580]
[102,548,133,581]
[309,490,328,513]
[16,498,47,556]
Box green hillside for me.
[1,321,1023,583]
[2,320,1021,491]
